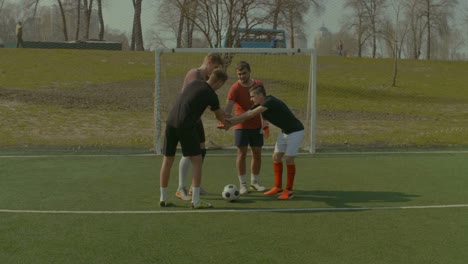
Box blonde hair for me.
[204,53,224,67]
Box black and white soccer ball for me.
[222,184,240,202]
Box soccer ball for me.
[222,184,240,202]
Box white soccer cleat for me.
[250,181,266,192]
[239,183,249,194]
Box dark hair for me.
[236,61,251,72]
[249,85,266,96]
[210,68,228,82]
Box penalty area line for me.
[1,204,468,215]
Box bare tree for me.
[402,0,425,59]
[82,0,94,40]
[344,0,372,57]
[172,0,265,48]
[56,0,68,41]
[388,0,406,86]
[421,0,458,60]
[131,0,144,51]
[75,0,81,40]
[361,0,387,58]
[96,0,104,40]
[264,0,323,48]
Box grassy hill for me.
[1,48,467,153]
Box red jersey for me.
[226,79,263,129]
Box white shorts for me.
[273,130,304,156]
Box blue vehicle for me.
[226,28,287,48]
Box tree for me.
[388,0,405,86]
[131,0,144,51]
[402,0,425,59]
[343,0,372,57]
[172,0,265,48]
[75,0,81,40]
[265,0,324,48]
[361,0,387,58]
[83,0,94,40]
[96,0,104,40]
[56,0,68,41]
[421,0,458,60]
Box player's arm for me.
[223,100,235,117]
[213,108,226,122]
[227,105,267,126]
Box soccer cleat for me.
[159,201,173,207]
[191,200,213,209]
[189,187,210,196]
[277,190,294,200]
[250,181,266,192]
[263,186,283,196]
[239,183,249,194]
[175,187,191,201]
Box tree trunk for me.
[83,0,94,40]
[425,0,431,60]
[75,0,81,40]
[57,0,69,41]
[97,0,104,40]
[392,40,398,87]
[176,0,186,48]
[131,0,144,51]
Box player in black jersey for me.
[227,85,304,200]
[160,69,229,208]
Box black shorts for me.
[162,125,201,157]
[196,119,206,143]
[234,128,264,147]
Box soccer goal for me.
[155,48,317,154]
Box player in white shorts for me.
[227,85,304,200]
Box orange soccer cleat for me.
[263,186,283,196]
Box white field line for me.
[1,204,468,215]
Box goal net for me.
[155,48,317,154]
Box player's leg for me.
[249,128,266,191]
[278,130,304,200]
[177,120,206,199]
[264,132,286,195]
[159,126,178,206]
[197,120,209,195]
[179,126,212,209]
[177,156,191,199]
[235,129,249,194]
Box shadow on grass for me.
[295,189,420,208]
[212,189,420,213]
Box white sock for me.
[178,156,191,189]
[251,175,259,184]
[191,187,200,204]
[160,187,167,202]
[239,175,246,185]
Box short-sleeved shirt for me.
[257,95,304,134]
[167,80,220,128]
[226,80,263,129]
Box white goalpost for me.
[154,48,317,154]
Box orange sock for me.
[286,164,296,191]
[273,162,283,188]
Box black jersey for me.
[258,95,304,134]
[167,80,220,128]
